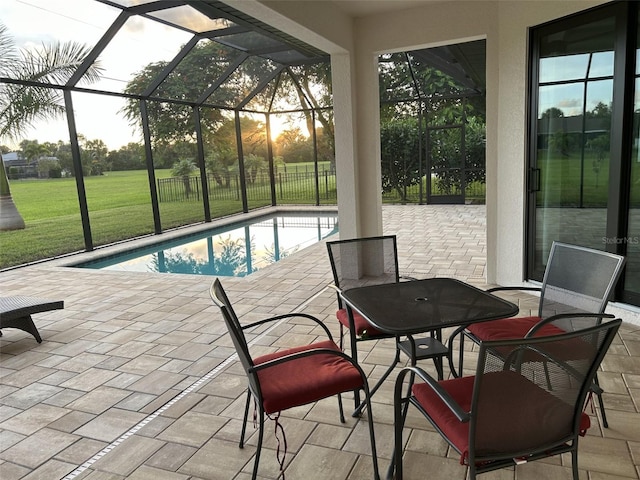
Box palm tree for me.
[0,23,102,230]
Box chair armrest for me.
[327,283,341,293]
[525,312,615,337]
[400,275,418,282]
[243,312,334,340]
[486,286,541,294]
[249,347,363,374]
[395,366,470,422]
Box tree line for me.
[0,117,333,180]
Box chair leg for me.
[350,332,361,410]
[252,406,266,480]
[240,390,251,448]
[354,347,401,417]
[571,447,579,480]
[361,386,381,480]
[390,383,408,480]
[337,393,346,423]
[592,374,609,428]
[390,366,423,480]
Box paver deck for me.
[1,205,639,480]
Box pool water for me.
[75,214,338,276]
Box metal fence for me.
[157,170,486,205]
[157,171,337,203]
[381,180,486,204]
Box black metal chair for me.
[327,236,448,411]
[448,241,625,427]
[392,318,622,480]
[210,279,380,480]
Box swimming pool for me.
[75,213,338,277]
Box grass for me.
[537,152,612,207]
[7,170,170,220]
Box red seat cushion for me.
[336,308,386,338]
[254,339,364,414]
[412,371,591,465]
[467,316,561,339]
[467,316,596,360]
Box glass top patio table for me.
[340,277,519,336]
[340,278,519,416]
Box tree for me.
[54,141,74,176]
[122,43,333,171]
[274,127,313,164]
[171,158,196,197]
[378,51,487,201]
[243,153,267,184]
[541,107,565,119]
[107,143,145,171]
[121,41,241,148]
[206,146,237,188]
[21,139,50,166]
[0,23,102,230]
[278,63,334,161]
[586,134,610,188]
[380,118,422,203]
[36,157,61,178]
[204,116,268,188]
[82,138,108,175]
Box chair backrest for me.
[469,318,621,464]
[539,242,625,319]
[326,235,400,292]
[210,279,255,377]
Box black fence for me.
[157,170,486,205]
[157,171,337,204]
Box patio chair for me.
[447,241,625,427]
[209,279,380,480]
[0,296,64,343]
[327,236,447,409]
[391,318,622,480]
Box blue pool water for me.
[75,213,338,276]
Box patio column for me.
[332,50,383,240]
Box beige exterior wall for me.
[489,0,607,285]
[226,0,609,283]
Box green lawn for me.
[536,152,612,207]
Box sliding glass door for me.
[623,7,640,299]
[527,2,640,305]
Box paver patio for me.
[1,205,639,480]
